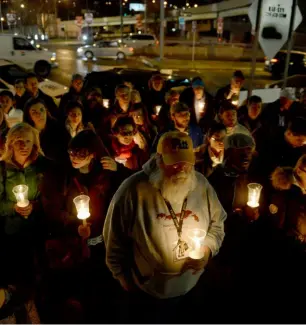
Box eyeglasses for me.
[68,149,89,160]
[119,131,134,137]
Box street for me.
[47,43,274,94]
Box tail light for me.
[156,40,159,45]
[129,47,134,52]
[271,58,278,63]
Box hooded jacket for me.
[103,157,226,299]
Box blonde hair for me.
[1,122,44,165]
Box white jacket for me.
[103,158,227,299]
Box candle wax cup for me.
[247,201,259,208]
[189,250,204,260]
[77,209,90,220]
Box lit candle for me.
[231,100,239,106]
[247,183,263,208]
[188,228,206,260]
[12,185,29,208]
[155,105,162,115]
[198,101,205,112]
[73,194,90,226]
[103,99,110,108]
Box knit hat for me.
[226,133,255,149]
[170,102,189,114]
[72,74,84,82]
[157,131,195,165]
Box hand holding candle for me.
[73,194,90,226]
[188,228,206,260]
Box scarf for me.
[111,137,136,159]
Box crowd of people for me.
[0,69,306,323]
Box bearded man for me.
[103,131,226,323]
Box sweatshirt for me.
[103,157,226,299]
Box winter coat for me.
[0,156,50,236]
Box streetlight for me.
[20,4,25,8]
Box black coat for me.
[179,87,215,134]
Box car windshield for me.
[0,64,27,84]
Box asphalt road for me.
[47,44,274,95]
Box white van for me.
[0,35,57,77]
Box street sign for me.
[192,20,197,33]
[6,13,16,26]
[75,16,83,27]
[84,13,93,25]
[248,0,303,59]
[179,16,185,30]
[217,17,224,35]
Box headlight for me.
[51,52,56,61]
[34,34,38,40]
[41,35,45,40]
[82,35,88,41]
[77,48,83,53]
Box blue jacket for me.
[151,124,204,154]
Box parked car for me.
[0,34,57,77]
[121,33,158,48]
[0,59,68,105]
[77,40,134,60]
[264,50,306,79]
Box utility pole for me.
[283,0,298,89]
[0,1,3,33]
[159,0,164,60]
[54,0,58,38]
[248,0,263,97]
[144,0,147,32]
[120,0,123,42]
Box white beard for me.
[149,167,197,206]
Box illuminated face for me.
[116,89,131,108]
[162,162,193,182]
[116,124,135,146]
[130,109,144,126]
[220,110,237,128]
[231,76,244,91]
[29,103,47,130]
[285,130,306,148]
[172,111,190,130]
[193,86,204,100]
[209,130,226,152]
[0,95,13,113]
[248,102,262,120]
[71,78,83,93]
[69,148,94,169]
[12,131,34,161]
[26,77,39,97]
[15,82,25,97]
[152,78,163,91]
[168,93,180,106]
[67,107,82,126]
